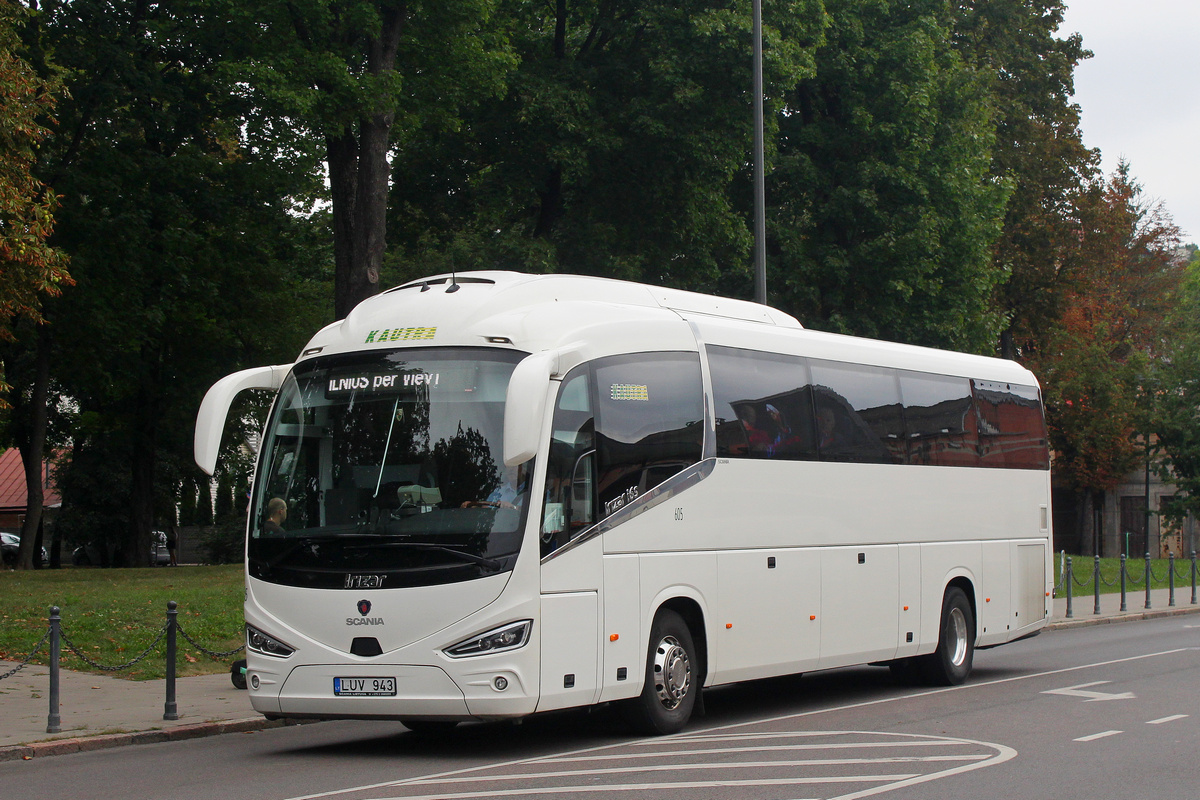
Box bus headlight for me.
[246,624,296,658]
[444,621,532,658]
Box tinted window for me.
[900,372,978,467]
[541,353,704,556]
[973,381,1049,470]
[709,346,818,460]
[541,369,595,555]
[594,353,704,517]
[809,361,903,463]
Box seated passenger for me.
[262,498,288,536]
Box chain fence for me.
[1058,551,1199,619]
[0,601,244,734]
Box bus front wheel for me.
[920,587,974,686]
[622,609,697,735]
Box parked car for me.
[1,531,48,566]
[73,532,172,566]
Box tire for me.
[622,609,698,735]
[919,587,975,686]
[401,720,459,735]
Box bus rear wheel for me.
[919,587,974,686]
[622,609,697,735]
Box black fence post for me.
[1144,552,1152,610]
[1065,556,1074,619]
[1169,552,1176,607]
[1093,555,1101,615]
[164,600,179,721]
[47,606,61,734]
[1120,554,1127,612]
[1192,551,1197,606]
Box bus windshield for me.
[248,347,532,589]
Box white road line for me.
[1147,714,1188,724]
[356,775,921,800]
[283,649,1195,800]
[689,647,1195,738]
[543,740,970,763]
[405,754,987,786]
[1074,730,1123,742]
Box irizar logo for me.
[348,599,385,626]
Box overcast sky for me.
[1059,0,1200,244]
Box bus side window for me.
[809,361,903,464]
[593,353,703,519]
[708,345,818,461]
[899,372,978,467]
[542,370,593,556]
[973,380,1049,470]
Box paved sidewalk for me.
[2,586,1197,761]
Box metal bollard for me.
[1145,552,1152,610]
[47,606,61,734]
[1169,552,1176,607]
[1192,551,1197,606]
[1093,555,1101,615]
[1120,554,1127,612]
[1065,557,1074,618]
[164,600,179,721]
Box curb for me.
[0,717,320,763]
[1046,602,1200,630]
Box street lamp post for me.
[752,0,767,305]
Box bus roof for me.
[299,271,1037,387]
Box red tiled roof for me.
[0,448,62,511]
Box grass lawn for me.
[1057,555,1198,598]
[0,564,244,680]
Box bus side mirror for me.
[504,351,556,467]
[194,364,292,476]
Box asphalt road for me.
[4,616,1198,800]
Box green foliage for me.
[952,0,1098,357]
[0,2,70,361]
[1028,164,1184,495]
[388,0,827,293]
[1149,258,1200,522]
[769,0,1008,351]
[32,0,330,565]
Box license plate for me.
[333,677,397,697]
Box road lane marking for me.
[363,774,923,800]
[1147,714,1188,724]
[1074,730,1122,742]
[1041,681,1135,702]
[284,648,1197,800]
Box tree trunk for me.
[330,5,407,321]
[15,325,51,570]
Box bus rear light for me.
[444,620,532,659]
[246,624,296,658]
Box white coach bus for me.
[194,272,1052,735]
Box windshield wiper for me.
[374,541,504,570]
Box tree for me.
[1026,164,1185,553]
[34,0,327,566]
[768,0,1008,351]
[229,0,513,318]
[950,0,1099,359]
[387,0,826,293]
[0,2,69,350]
[0,1,70,570]
[1148,249,1200,537]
